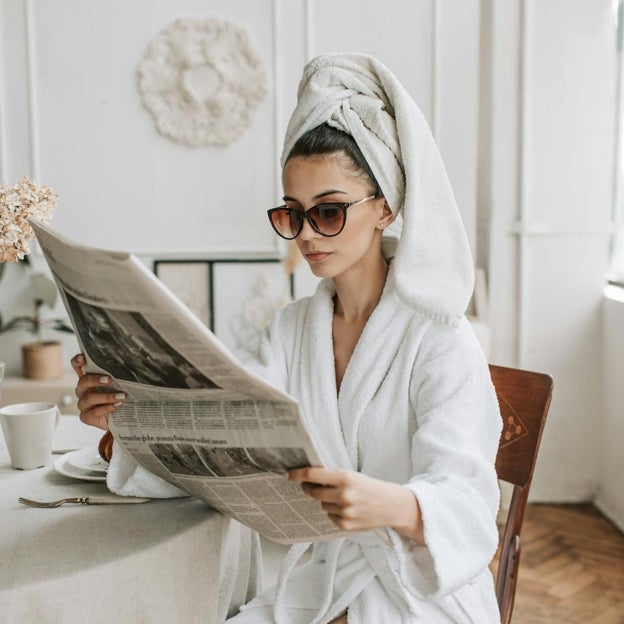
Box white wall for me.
[0,0,480,254]
[482,0,617,510]
[599,294,624,530]
[0,0,481,372]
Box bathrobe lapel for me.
[295,279,352,470]
[336,273,413,470]
[301,270,412,471]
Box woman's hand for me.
[71,354,125,430]
[288,466,425,544]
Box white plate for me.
[66,447,109,473]
[53,451,107,482]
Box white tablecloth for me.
[0,416,261,624]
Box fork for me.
[18,496,151,508]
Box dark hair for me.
[286,124,383,197]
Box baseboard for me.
[594,494,624,533]
[528,482,597,504]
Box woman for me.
[73,54,502,623]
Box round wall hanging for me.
[137,17,268,147]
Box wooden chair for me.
[490,364,553,624]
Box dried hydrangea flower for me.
[0,177,58,262]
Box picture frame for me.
[153,258,294,356]
[211,259,294,355]
[153,261,212,328]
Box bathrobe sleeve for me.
[398,317,501,598]
[106,441,188,497]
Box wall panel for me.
[485,0,616,504]
[436,0,480,251]
[310,0,434,121]
[26,0,279,254]
[526,0,615,232]
[1,0,480,258]
[523,235,607,500]
[310,0,479,251]
[0,0,31,181]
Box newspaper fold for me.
[32,220,345,544]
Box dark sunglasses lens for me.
[270,208,302,239]
[309,204,345,235]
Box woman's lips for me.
[305,251,331,262]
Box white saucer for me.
[66,447,109,473]
[53,450,108,482]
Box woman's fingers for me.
[70,358,126,430]
[78,404,113,430]
[289,466,348,485]
[300,481,345,504]
[77,389,126,430]
[70,355,126,430]
[70,353,85,377]
[77,388,126,413]
[72,356,116,401]
[290,467,399,532]
[75,372,113,399]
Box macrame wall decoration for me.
[137,17,268,147]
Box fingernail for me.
[99,376,110,384]
[77,354,85,362]
[114,393,126,400]
[113,402,123,407]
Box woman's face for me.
[281,153,390,281]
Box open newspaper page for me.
[32,220,345,544]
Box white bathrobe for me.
[222,264,502,624]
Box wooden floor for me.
[493,503,624,623]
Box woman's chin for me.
[307,262,337,279]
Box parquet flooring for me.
[492,503,624,623]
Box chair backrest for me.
[489,364,553,624]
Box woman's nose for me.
[298,216,319,241]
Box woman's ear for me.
[380,199,393,227]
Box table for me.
[0,416,261,624]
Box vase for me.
[22,341,63,380]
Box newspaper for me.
[32,220,345,544]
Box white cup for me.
[0,402,60,470]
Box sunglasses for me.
[267,195,377,240]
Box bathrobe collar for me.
[302,264,412,471]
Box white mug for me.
[0,402,60,470]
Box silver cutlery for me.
[18,496,151,508]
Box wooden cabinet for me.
[0,371,78,414]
